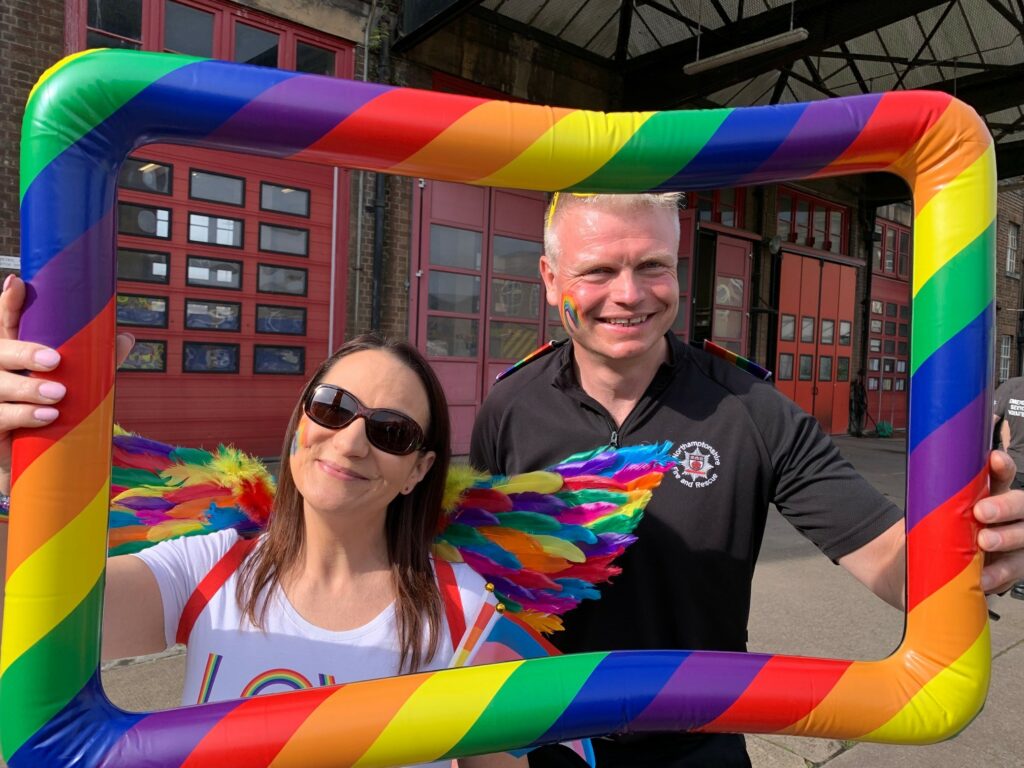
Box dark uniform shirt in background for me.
[470,334,902,768]
[993,376,1024,486]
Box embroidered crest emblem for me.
[672,441,721,488]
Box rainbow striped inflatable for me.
[2,49,994,767]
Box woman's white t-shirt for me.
[133,529,493,767]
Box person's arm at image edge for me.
[840,450,1024,607]
[0,276,163,659]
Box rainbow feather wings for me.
[107,429,676,630]
[109,428,274,556]
[435,442,676,632]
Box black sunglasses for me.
[303,384,425,456]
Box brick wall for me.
[0,0,65,281]
[995,188,1024,383]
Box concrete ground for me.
[7,436,1021,766]
[746,435,1024,768]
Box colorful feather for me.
[108,426,275,556]
[434,442,676,632]
[104,428,675,633]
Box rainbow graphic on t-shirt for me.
[195,653,223,705]
[241,669,315,697]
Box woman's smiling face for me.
[289,349,436,523]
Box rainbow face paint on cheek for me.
[291,418,306,456]
[561,294,580,332]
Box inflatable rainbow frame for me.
[2,49,994,767]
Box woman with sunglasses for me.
[0,275,523,768]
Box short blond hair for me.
[543,192,683,264]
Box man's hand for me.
[976,450,1024,595]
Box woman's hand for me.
[0,275,134,493]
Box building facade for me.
[3,1,1022,455]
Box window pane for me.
[118,249,168,283]
[185,299,241,331]
[715,276,744,308]
[839,320,851,345]
[884,321,896,335]
[777,194,791,237]
[261,183,310,216]
[818,356,832,381]
[116,294,167,327]
[492,236,542,277]
[883,358,894,373]
[884,339,895,354]
[88,0,141,39]
[872,224,882,271]
[186,256,242,289]
[426,316,478,357]
[898,231,910,275]
[871,319,882,333]
[882,378,893,391]
[777,353,793,380]
[490,279,540,319]
[296,41,335,75]
[820,319,834,344]
[795,199,809,242]
[837,356,850,381]
[428,272,480,313]
[489,321,539,359]
[868,377,879,390]
[900,304,910,318]
[191,170,244,206]
[886,302,898,317]
[183,342,239,373]
[119,158,172,194]
[258,264,307,295]
[798,354,813,380]
[895,378,906,391]
[254,346,305,375]
[869,358,880,371]
[897,360,907,373]
[189,213,243,247]
[898,341,908,355]
[780,314,795,341]
[235,23,279,67]
[899,323,908,337]
[812,208,827,247]
[885,229,896,271]
[86,29,140,48]
[829,211,843,253]
[256,305,306,334]
[677,257,690,294]
[546,304,570,342]
[801,316,814,343]
[430,225,482,270]
[121,340,165,371]
[119,203,170,239]
[871,300,883,314]
[714,308,742,339]
[165,0,213,56]
[869,338,881,352]
[259,223,308,255]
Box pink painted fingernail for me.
[3,274,12,292]
[33,407,58,423]
[38,381,66,400]
[33,349,60,368]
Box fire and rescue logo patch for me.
[672,440,721,488]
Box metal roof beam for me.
[815,50,1008,72]
[622,0,948,108]
[983,0,1024,34]
[615,0,635,63]
[922,64,1024,115]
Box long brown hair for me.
[236,333,451,673]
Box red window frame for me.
[73,0,354,76]
[873,218,912,281]
[686,188,744,229]
[776,188,848,256]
